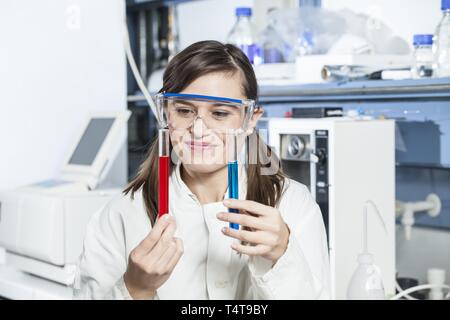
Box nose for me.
[190,116,209,139]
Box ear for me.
[245,107,264,136]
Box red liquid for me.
[158,156,169,217]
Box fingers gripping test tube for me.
[227,130,239,230]
[158,128,170,217]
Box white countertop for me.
[0,249,73,300]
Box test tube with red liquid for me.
[158,128,170,217]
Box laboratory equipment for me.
[259,117,396,299]
[320,65,415,82]
[0,111,130,286]
[227,130,239,230]
[295,54,411,84]
[433,0,450,77]
[396,277,425,300]
[296,31,314,57]
[395,194,442,240]
[411,34,433,78]
[392,284,450,300]
[321,65,379,81]
[124,1,180,94]
[367,68,413,80]
[347,201,387,300]
[0,0,127,299]
[227,7,261,65]
[259,8,286,63]
[428,268,447,300]
[292,107,343,118]
[390,268,450,300]
[158,128,170,217]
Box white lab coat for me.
[73,163,331,300]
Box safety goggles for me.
[154,93,257,132]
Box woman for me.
[73,40,330,300]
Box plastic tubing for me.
[390,284,450,300]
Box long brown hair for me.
[124,40,286,225]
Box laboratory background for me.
[0,0,449,300]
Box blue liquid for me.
[228,161,239,230]
[238,44,261,65]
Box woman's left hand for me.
[216,198,290,264]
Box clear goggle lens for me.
[154,93,256,133]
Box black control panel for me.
[315,130,329,244]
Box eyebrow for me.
[172,99,239,109]
[211,102,239,108]
[173,99,196,107]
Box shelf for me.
[258,77,450,103]
[128,78,450,104]
[396,162,450,170]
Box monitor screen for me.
[68,118,115,166]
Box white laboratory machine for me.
[259,116,396,299]
[0,111,130,299]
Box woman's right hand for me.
[123,215,183,299]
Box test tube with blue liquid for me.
[227,130,239,230]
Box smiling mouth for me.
[185,141,218,150]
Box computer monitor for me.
[68,118,116,166]
[61,111,131,189]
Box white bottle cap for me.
[427,268,446,285]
